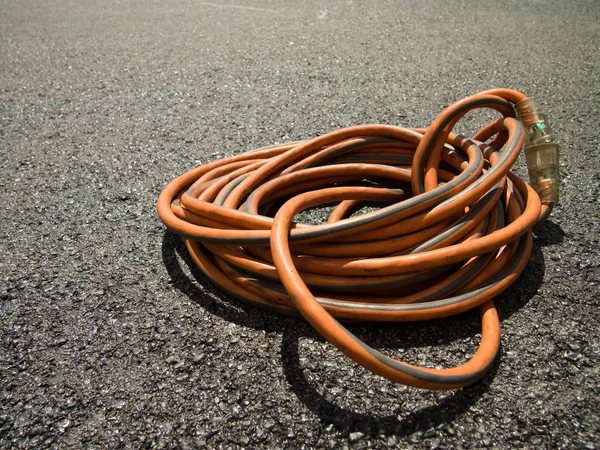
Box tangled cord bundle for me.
[158,88,556,390]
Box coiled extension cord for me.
[158,88,560,389]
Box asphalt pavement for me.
[1,0,599,448]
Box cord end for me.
[515,98,561,204]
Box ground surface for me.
[1,0,599,448]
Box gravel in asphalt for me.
[1,0,599,448]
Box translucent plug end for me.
[515,98,560,204]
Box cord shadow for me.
[280,328,500,438]
[277,228,554,436]
[495,220,563,321]
[534,219,565,247]
[161,222,558,437]
[161,230,289,333]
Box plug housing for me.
[515,98,560,204]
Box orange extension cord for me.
[158,89,557,390]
